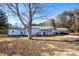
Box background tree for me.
[45,19,55,26]
[37,22,46,26]
[0,9,8,34]
[71,23,79,32]
[55,15,63,28]
[56,10,75,29]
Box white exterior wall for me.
[31,28,40,35]
[8,29,15,35]
[25,28,40,35]
[20,29,25,35]
[8,27,57,36]
[8,29,25,35]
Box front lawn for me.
[0,37,79,56]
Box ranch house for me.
[8,26,69,36]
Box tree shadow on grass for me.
[61,39,79,44]
[32,38,79,44]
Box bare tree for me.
[6,3,49,39]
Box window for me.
[21,32,23,35]
[12,30,14,33]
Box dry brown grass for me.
[0,37,79,56]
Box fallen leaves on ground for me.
[0,39,79,56]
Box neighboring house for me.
[8,26,69,36]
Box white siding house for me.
[8,26,56,36]
[8,26,69,36]
[8,28,25,36]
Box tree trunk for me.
[28,26,32,39]
[28,4,32,39]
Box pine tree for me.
[0,9,8,34]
